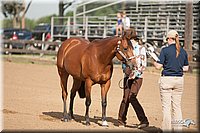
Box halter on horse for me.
[57,29,136,126]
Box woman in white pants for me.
[153,30,189,131]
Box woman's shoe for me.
[118,120,126,127]
[137,123,149,129]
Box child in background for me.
[115,12,123,36]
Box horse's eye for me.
[123,48,127,51]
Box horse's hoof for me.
[102,120,109,127]
[71,115,75,120]
[86,121,91,126]
[68,115,74,120]
[61,118,69,122]
[68,113,75,120]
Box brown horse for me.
[57,29,135,126]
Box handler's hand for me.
[125,67,132,76]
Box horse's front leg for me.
[85,79,92,126]
[101,79,111,127]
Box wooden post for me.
[136,0,138,12]
[51,17,54,41]
[67,17,71,39]
[184,1,193,72]
[9,43,12,56]
[85,16,88,39]
[144,17,148,42]
[103,16,107,38]
[166,16,169,34]
[83,5,86,30]
[184,2,193,55]
[73,8,77,34]
[21,0,26,29]
[40,33,46,57]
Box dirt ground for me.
[2,59,198,132]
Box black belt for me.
[161,75,182,77]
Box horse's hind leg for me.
[68,78,82,120]
[58,69,69,122]
[85,79,93,126]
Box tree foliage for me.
[1,1,24,17]
[1,0,24,28]
[2,18,36,30]
[2,19,13,29]
[36,14,57,25]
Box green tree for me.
[36,14,57,25]
[1,0,32,28]
[25,18,36,30]
[1,1,24,28]
[2,19,13,29]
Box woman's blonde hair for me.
[175,34,180,57]
[167,30,180,57]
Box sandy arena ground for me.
[2,59,198,132]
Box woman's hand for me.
[153,61,163,70]
[125,67,132,76]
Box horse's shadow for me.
[42,111,119,127]
[42,111,163,132]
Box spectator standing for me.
[45,32,51,41]
[43,32,52,51]
[153,30,189,131]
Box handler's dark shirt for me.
[157,44,189,76]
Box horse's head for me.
[115,28,138,67]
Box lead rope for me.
[116,40,136,89]
[118,78,124,89]
[118,77,129,89]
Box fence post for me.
[144,17,148,42]
[184,1,193,73]
[83,5,86,31]
[9,43,12,56]
[136,0,138,12]
[103,16,107,38]
[40,33,46,57]
[51,17,54,41]
[166,16,169,34]
[85,16,88,39]
[73,9,77,34]
[67,17,71,39]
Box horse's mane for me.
[90,36,118,45]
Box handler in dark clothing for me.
[118,31,149,129]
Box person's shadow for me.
[42,111,163,133]
[126,124,163,133]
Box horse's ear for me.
[130,28,137,39]
[123,29,131,40]
[123,30,126,38]
[123,28,138,40]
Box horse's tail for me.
[78,81,86,98]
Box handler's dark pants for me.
[118,77,149,125]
